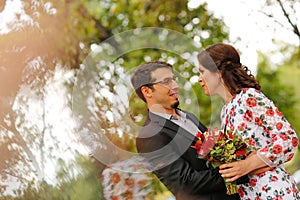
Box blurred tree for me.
[256,50,300,173]
[262,0,300,42]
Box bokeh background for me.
[0,0,299,199]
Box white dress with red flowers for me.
[221,88,300,200]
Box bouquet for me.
[192,128,254,195]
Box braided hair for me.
[197,43,260,95]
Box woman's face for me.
[198,64,221,96]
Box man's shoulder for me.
[139,119,163,138]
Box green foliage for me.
[256,51,300,174]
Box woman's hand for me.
[219,152,268,183]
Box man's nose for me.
[171,79,179,88]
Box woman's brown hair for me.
[197,43,260,95]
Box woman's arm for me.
[219,152,272,182]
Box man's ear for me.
[141,86,152,98]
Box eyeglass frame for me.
[146,76,178,87]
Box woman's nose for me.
[198,75,203,83]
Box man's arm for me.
[136,130,226,195]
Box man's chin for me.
[171,100,180,109]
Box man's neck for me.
[148,104,176,115]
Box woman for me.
[197,43,299,199]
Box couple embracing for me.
[130,43,300,200]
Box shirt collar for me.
[151,109,187,121]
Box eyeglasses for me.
[149,76,178,87]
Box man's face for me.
[148,67,179,113]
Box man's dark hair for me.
[131,61,173,102]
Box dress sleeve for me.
[241,88,298,167]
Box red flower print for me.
[111,173,121,184]
[230,108,235,116]
[225,116,229,125]
[261,146,269,152]
[255,197,261,200]
[255,117,263,126]
[243,110,253,121]
[271,175,278,182]
[246,97,257,107]
[238,187,245,197]
[249,138,256,146]
[292,137,299,147]
[274,196,283,200]
[266,109,275,116]
[264,128,270,135]
[237,123,247,132]
[273,144,282,154]
[249,178,257,187]
[123,190,133,200]
[287,188,291,194]
[268,155,275,161]
[125,178,135,188]
[276,122,283,130]
[271,134,278,142]
[279,133,289,141]
[112,196,119,200]
[262,185,267,191]
[293,185,299,193]
[275,108,283,116]
[287,153,294,161]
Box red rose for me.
[255,197,261,200]
[246,97,257,107]
[266,109,275,116]
[255,117,263,126]
[236,149,247,157]
[276,122,283,130]
[112,196,119,200]
[273,144,282,154]
[192,139,203,150]
[292,137,299,147]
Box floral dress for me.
[221,88,300,200]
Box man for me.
[131,61,246,200]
